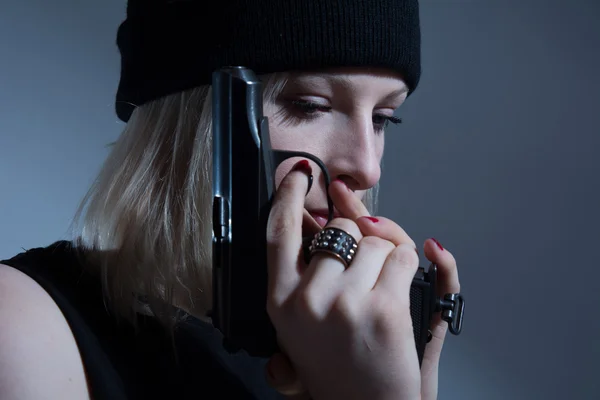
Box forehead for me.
[284,67,408,96]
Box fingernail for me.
[431,237,444,251]
[292,159,311,174]
[365,216,379,223]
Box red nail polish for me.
[431,238,444,251]
[292,160,311,174]
[365,217,379,223]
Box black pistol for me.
[210,66,464,365]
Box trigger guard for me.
[271,150,334,224]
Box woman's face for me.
[265,67,408,227]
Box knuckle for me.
[388,244,419,270]
[266,207,297,241]
[293,288,322,320]
[409,238,418,250]
[360,235,395,252]
[372,216,416,247]
[330,291,359,323]
[397,232,417,251]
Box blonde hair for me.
[71,73,379,329]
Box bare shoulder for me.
[0,263,91,400]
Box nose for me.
[325,117,382,192]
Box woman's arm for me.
[0,264,90,400]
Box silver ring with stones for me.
[308,227,359,269]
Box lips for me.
[307,209,340,228]
[310,213,329,228]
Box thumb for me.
[265,352,309,398]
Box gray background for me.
[1,1,598,399]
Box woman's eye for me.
[284,99,402,132]
[373,114,403,131]
[290,100,332,115]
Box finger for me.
[423,238,460,298]
[355,216,417,249]
[304,217,363,279]
[298,218,363,312]
[302,208,322,238]
[370,243,421,366]
[422,238,460,351]
[265,353,308,397]
[266,160,313,305]
[328,179,371,220]
[420,239,461,396]
[341,235,395,294]
[372,243,420,305]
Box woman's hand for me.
[268,174,460,400]
[266,163,424,400]
[329,178,461,400]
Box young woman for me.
[0,1,461,399]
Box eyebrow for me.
[287,74,409,101]
[380,87,409,102]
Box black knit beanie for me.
[115,0,421,122]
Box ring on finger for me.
[308,227,359,269]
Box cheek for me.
[269,123,316,151]
[269,125,324,189]
[274,163,291,189]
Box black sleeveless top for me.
[1,241,283,400]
